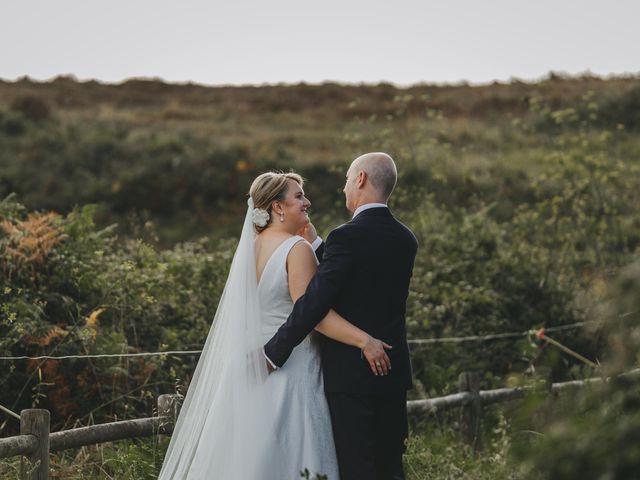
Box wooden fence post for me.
[458,372,481,452]
[157,394,180,437]
[20,409,50,480]
[532,366,554,430]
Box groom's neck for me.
[352,195,388,212]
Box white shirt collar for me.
[352,203,388,219]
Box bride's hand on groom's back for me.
[362,336,392,376]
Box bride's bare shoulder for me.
[286,240,317,294]
[287,238,316,265]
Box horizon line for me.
[2,69,639,90]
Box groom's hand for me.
[362,336,392,376]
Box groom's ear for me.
[356,170,367,189]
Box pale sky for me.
[1,0,638,86]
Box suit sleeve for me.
[314,241,325,262]
[264,228,352,367]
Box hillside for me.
[1,74,638,243]
[2,74,640,477]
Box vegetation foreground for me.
[1,75,640,478]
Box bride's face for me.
[273,179,311,230]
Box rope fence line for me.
[409,331,526,345]
[0,321,594,361]
[408,320,594,345]
[0,350,202,361]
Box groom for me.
[264,152,417,480]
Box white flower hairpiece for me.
[252,207,270,228]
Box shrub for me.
[10,95,51,123]
[0,197,233,430]
[599,84,640,130]
[519,258,640,479]
[0,111,27,136]
[404,200,583,396]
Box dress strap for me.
[280,235,307,259]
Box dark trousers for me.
[326,390,408,480]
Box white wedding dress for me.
[158,202,339,480]
[258,235,339,480]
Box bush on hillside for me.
[518,258,640,479]
[10,95,51,123]
[0,196,232,430]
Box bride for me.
[159,172,391,479]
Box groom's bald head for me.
[343,152,397,212]
[351,152,397,200]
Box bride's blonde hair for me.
[249,172,304,233]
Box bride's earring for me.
[280,210,285,222]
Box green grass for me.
[0,421,529,480]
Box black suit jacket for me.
[264,207,418,394]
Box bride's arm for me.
[287,241,392,376]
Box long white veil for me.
[159,198,277,479]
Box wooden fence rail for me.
[2,370,638,479]
[0,394,179,480]
[407,367,640,415]
[0,435,38,461]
